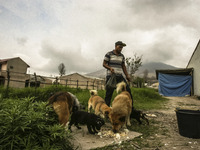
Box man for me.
[103,41,133,106]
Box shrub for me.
[0,97,73,150]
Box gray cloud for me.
[0,0,200,76]
[16,37,28,46]
[38,41,102,75]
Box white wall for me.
[187,41,200,96]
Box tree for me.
[58,63,66,76]
[125,53,142,87]
[125,53,142,76]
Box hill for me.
[85,62,177,79]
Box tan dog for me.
[47,91,80,126]
[109,81,132,133]
[88,90,112,119]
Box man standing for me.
[103,41,133,106]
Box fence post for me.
[34,72,37,97]
[86,81,88,89]
[77,80,79,89]
[66,79,68,86]
[93,80,95,90]
[5,69,10,98]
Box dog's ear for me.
[119,116,126,122]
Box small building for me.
[156,68,193,96]
[59,73,105,90]
[0,57,30,88]
[25,74,53,88]
[187,40,200,96]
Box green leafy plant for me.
[0,97,73,150]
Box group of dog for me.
[47,81,149,134]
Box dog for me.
[131,108,149,125]
[109,81,132,133]
[88,90,112,119]
[68,111,105,134]
[47,91,81,126]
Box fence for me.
[0,70,106,93]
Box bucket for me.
[175,108,200,139]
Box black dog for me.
[68,111,105,134]
[131,108,149,125]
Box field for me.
[1,86,200,149]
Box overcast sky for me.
[0,0,200,76]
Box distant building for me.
[0,57,30,88]
[187,39,200,96]
[59,73,105,90]
[0,57,52,88]
[25,74,53,88]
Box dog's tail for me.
[116,81,126,93]
[90,90,98,96]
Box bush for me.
[0,97,73,150]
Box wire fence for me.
[0,70,106,96]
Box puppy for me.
[131,108,149,125]
[68,111,105,134]
[109,81,132,133]
[88,90,112,119]
[47,91,80,126]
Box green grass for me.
[131,88,168,110]
[0,86,168,150]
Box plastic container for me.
[175,108,200,139]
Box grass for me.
[0,86,169,150]
[132,88,168,110]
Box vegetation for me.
[0,85,168,150]
[58,63,66,76]
[0,97,73,150]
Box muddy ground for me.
[142,96,200,150]
[71,96,200,150]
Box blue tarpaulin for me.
[158,73,192,96]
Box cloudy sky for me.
[0,0,200,76]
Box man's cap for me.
[115,41,126,47]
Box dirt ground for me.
[143,96,200,150]
[71,96,200,150]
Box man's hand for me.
[110,67,115,73]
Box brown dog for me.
[47,91,80,126]
[88,90,112,119]
[109,81,132,133]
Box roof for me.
[186,39,200,68]
[60,72,104,80]
[0,57,30,67]
[155,68,193,79]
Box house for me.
[59,73,105,90]
[187,39,200,96]
[0,57,30,88]
[0,57,52,88]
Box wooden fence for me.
[0,70,106,95]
